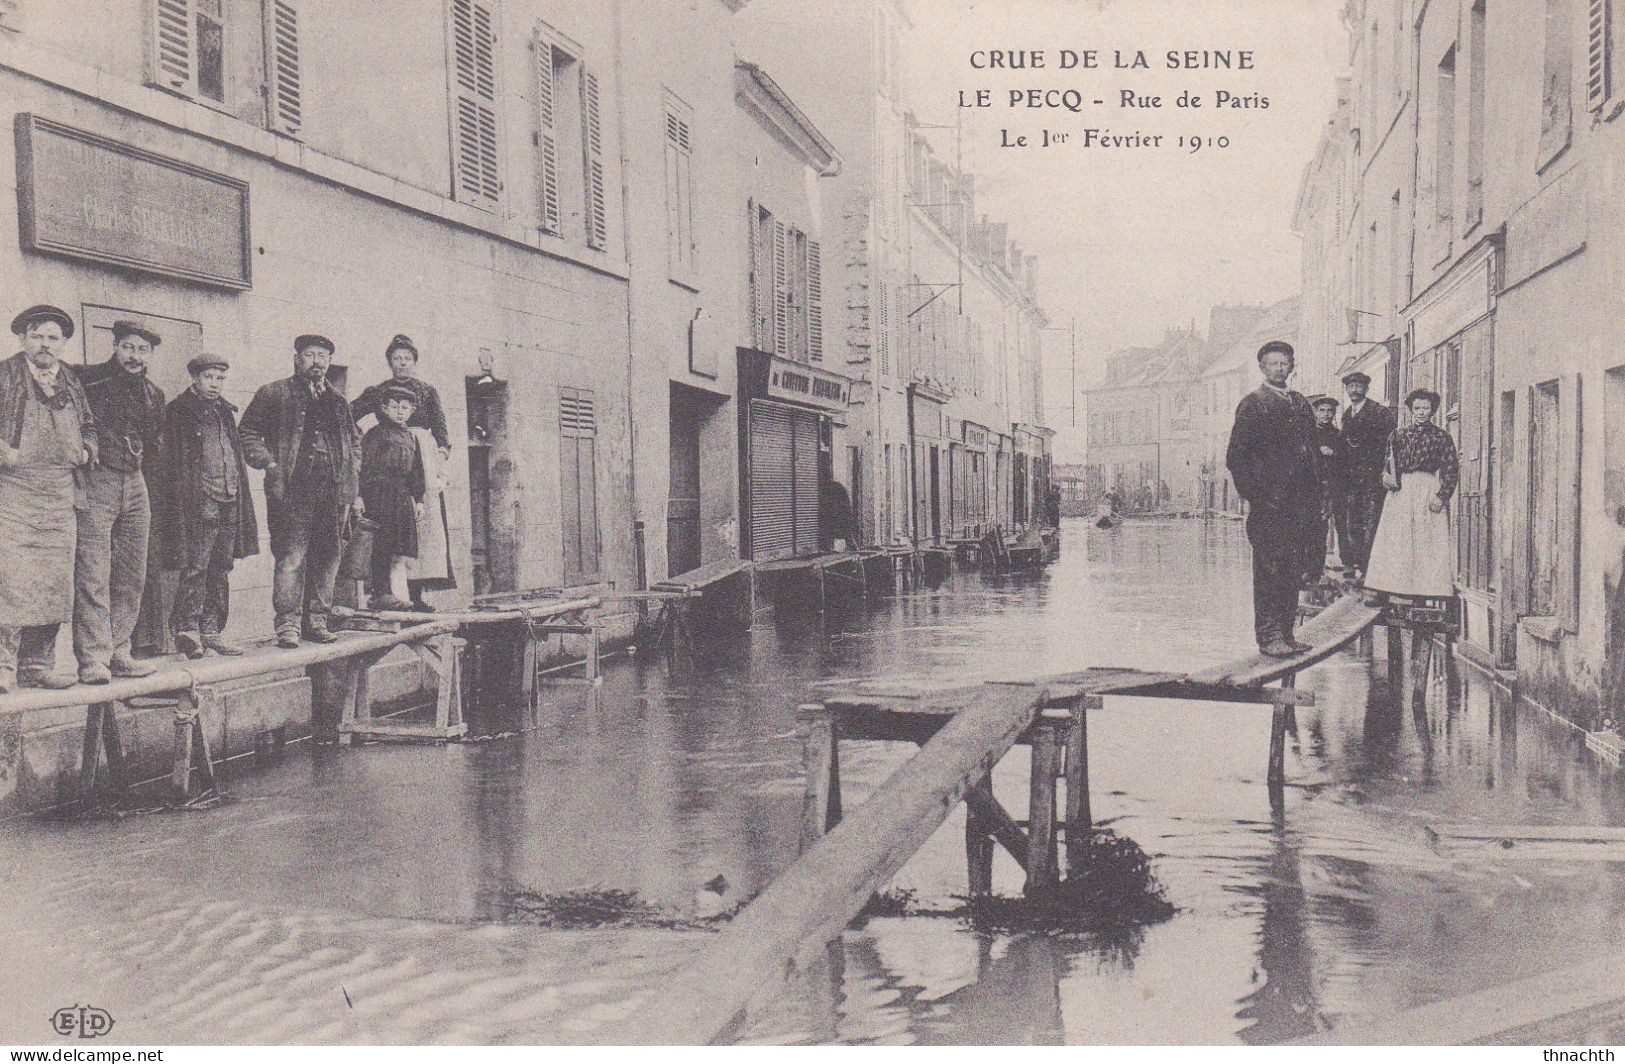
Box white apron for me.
[405,426,454,587]
[1364,471,1453,597]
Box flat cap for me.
[187,353,230,375]
[377,380,419,405]
[1256,339,1295,361]
[1341,371,1372,386]
[11,304,74,339]
[112,319,162,347]
[1309,394,1339,409]
[385,333,418,358]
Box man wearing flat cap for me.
[1225,340,1320,657]
[69,320,166,683]
[240,334,362,648]
[152,355,259,658]
[0,305,99,691]
[1338,370,1395,583]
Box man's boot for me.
[110,654,158,678]
[78,662,112,685]
[175,630,206,660]
[201,634,246,656]
[20,669,77,689]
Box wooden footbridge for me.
[636,592,1423,1045]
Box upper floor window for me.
[665,94,696,278]
[532,24,607,247]
[148,0,303,136]
[748,201,823,364]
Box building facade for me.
[1297,0,1625,725]
[733,0,1055,550]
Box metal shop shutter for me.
[791,408,821,554]
[750,401,796,559]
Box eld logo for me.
[50,1004,115,1038]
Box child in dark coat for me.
[359,382,426,610]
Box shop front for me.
[737,349,852,560]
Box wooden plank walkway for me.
[1426,823,1625,861]
[633,684,1051,1045]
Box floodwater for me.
[3,519,1625,1045]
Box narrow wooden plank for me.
[965,801,994,896]
[1064,698,1093,870]
[965,779,1029,867]
[1025,726,1059,899]
[1267,699,1288,787]
[79,703,105,796]
[1428,823,1625,844]
[635,684,1046,1045]
[1187,595,1380,686]
[798,708,835,854]
[1299,951,1625,1045]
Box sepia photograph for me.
[0,0,1622,1051]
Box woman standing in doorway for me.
[352,334,455,610]
[1363,388,1459,599]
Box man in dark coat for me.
[72,320,165,683]
[1337,370,1395,582]
[154,355,260,658]
[1305,395,1346,585]
[240,334,362,648]
[1225,340,1320,657]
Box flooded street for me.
[4,519,1625,1045]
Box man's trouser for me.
[0,624,62,681]
[173,498,237,639]
[73,466,151,670]
[272,475,346,638]
[1246,503,1316,648]
[1340,484,1386,573]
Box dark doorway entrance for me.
[466,376,514,595]
[668,392,704,578]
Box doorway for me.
[466,376,514,595]
[668,391,704,578]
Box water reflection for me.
[2,520,1625,1045]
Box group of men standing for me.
[1225,340,1395,657]
[0,303,370,693]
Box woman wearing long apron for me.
[1363,388,1459,598]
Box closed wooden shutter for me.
[746,199,759,345]
[749,402,795,559]
[754,208,775,346]
[807,239,823,363]
[263,0,302,135]
[582,70,607,248]
[150,0,194,93]
[533,35,561,232]
[560,388,599,584]
[1588,0,1612,111]
[450,0,500,211]
[876,279,890,374]
[773,222,788,356]
[665,106,694,271]
[792,409,821,554]
[1559,374,1582,631]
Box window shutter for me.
[150,0,195,94]
[532,37,561,232]
[263,0,303,135]
[450,0,500,211]
[876,279,890,374]
[559,388,599,584]
[746,199,759,346]
[807,239,823,363]
[582,70,607,249]
[1588,0,1612,110]
[773,221,789,356]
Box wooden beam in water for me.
[1426,823,1625,861]
[634,683,1048,1046]
[1299,951,1625,1045]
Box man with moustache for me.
[240,334,363,648]
[153,355,259,658]
[0,305,98,692]
[72,320,165,683]
[1225,340,1320,657]
[1337,370,1395,583]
